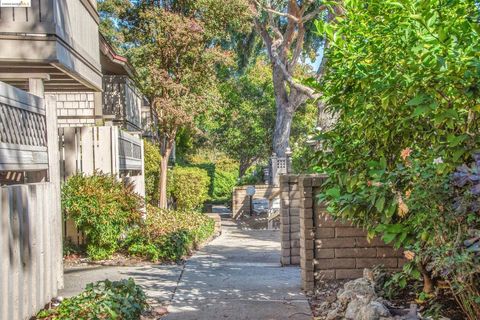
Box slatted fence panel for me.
[0,183,62,320]
[0,81,48,172]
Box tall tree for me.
[249,0,337,156]
[98,0,251,208]
[208,58,276,177]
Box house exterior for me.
[0,1,101,319]
[53,35,146,182]
[0,1,148,319]
[58,35,148,245]
[0,0,102,91]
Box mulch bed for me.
[63,252,158,269]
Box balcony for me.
[0,0,102,91]
[103,75,143,132]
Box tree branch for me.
[253,18,273,59]
[272,52,319,99]
[289,24,305,71]
[303,4,327,22]
[316,39,329,79]
[253,0,300,22]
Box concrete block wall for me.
[279,174,405,292]
[279,175,303,266]
[54,92,97,127]
[232,185,280,220]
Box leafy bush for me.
[237,164,265,185]
[62,173,143,260]
[314,1,480,318]
[125,205,215,261]
[212,170,238,202]
[186,152,239,203]
[37,279,147,320]
[144,140,161,205]
[168,166,210,210]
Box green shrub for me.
[62,173,143,260]
[212,170,238,202]
[314,1,480,318]
[168,166,210,210]
[186,151,240,203]
[125,205,215,262]
[37,279,147,320]
[144,140,161,205]
[238,164,265,186]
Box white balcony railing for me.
[118,129,142,171]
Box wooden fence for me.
[58,126,144,181]
[0,81,62,320]
[0,183,63,320]
[58,125,145,245]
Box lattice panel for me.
[277,159,287,169]
[0,103,47,147]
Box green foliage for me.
[203,57,318,176]
[144,140,161,205]
[37,279,147,320]
[125,205,215,262]
[62,173,143,260]
[237,164,266,186]
[314,1,480,317]
[186,151,239,203]
[212,170,238,202]
[98,0,252,208]
[206,58,276,175]
[168,166,211,210]
[291,102,320,173]
[63,241,82,257]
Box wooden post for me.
[94,92,104,126]
[45,93,63,290]
[29,77,63,289]
[27,79,48,183]
[286,147,293,174]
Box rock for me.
[358,301,392,320]
[363,268,375,281]
[314,275,410,320]
[345,299,365,319]
[343,278,376,299]
[319,301,331,311]
[338,289,357,305]
[326,308,340,320]
[326,293,337,303]
[152,306,168,316]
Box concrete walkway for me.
[164,216,311,320]
[60,213,312,320]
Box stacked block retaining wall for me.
[279,175,406,292]
[232,185,280,220]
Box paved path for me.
[60,214,312,320]
[164,216,311,320]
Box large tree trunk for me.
[272,102,294,157]
[239,159,250,178]
[158,138,174,209]
[271,63,295,157]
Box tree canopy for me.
[98,0,251,207]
